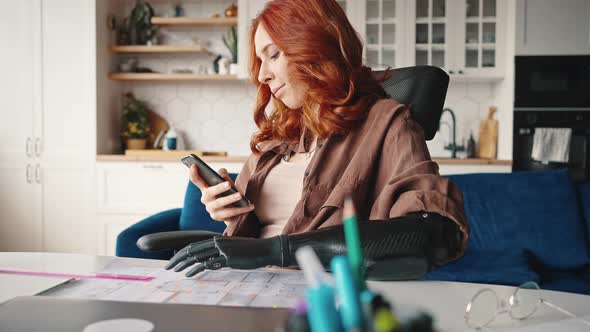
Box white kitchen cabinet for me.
[346,0,408,69]
[238,0,407,70]
[98,214,151,256]
[97,162,188,215]
[0,0,40,252]
[406,0,507,81]
[0,0,96,254]
[96,161,243,256]
[329,0,509,81]
[516,0,590,55]
[438,163,511,175]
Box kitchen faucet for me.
[441,108,465,158]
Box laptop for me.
[0,296,291,332]
[0,274,72,304]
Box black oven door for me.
[515,56,590,109]
[513,111,590,182]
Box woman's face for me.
[254,24,307,109]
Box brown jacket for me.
[224,99,469,258]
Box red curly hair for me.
[249,0,389,155]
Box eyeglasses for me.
[464,281,590,330]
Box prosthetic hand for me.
[164,212,462,279]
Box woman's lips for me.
[272,84,285,96]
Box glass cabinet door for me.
[364,0,400,69]
[463,0,497,70]
[413,0,448,69]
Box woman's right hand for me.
[189,164,255,222]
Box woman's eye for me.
[270,52,280,60]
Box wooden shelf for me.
[110,45,209,54]
[125,149,227,158]
[151,16,237,26]
[108,73,239,81]
[97,154,248,163]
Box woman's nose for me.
[258,64,273,84]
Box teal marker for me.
[306,284,341,332]
[343,196,365,290]
[296,246,340,332]
[331,255,363,330]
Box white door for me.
[0,0,41,251]
[38,0,96,254]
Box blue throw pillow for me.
[447,169,589,270]
[178,174,238,233]
[424,249,540,285]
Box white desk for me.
[1,252,589,332]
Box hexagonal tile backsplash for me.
[126,80,495,157]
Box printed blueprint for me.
[42,262,307,308]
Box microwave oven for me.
[515,55,590,109]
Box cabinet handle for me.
[449,70,454,74]
[458,70,464,74]
[34,138,42,157]
[26,138,32,157]
[142,164,164,169]
[35,164,41,184]
[26,164,33,184]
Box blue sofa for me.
[117,169,590,295]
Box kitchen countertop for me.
[96,155,512,165]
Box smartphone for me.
[181,154,250,207]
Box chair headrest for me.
[374,66,449,140]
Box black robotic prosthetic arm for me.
[162,212,463,279]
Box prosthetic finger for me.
[173,257,198,272]
[185,263,206,278]
[165,240,216,270]
[173,248,220,272]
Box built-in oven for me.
[514,56,590,182]
[513,111,590,181]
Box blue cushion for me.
[538,268,590,295]
[576,182,590,247]
[447,169,589,270]
[178,174,237,233]
[424,250,540,285]
[116,208,181,260]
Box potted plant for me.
[128,0,156,45]
[121,92,150,150]
[223,26,238,74]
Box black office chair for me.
[137,65,449,253]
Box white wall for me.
[128,81,257,156]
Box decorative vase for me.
[229,63,239,75]
[127,138,147,150]
[225,4,238,17]
[218,58,231,75]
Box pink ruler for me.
[0,268,154,282]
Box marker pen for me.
[331,255,363,331]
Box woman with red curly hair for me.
[166,0,468,280]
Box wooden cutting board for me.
[147,110,169,148]
[124,150,228,158]
[477,106,498,159]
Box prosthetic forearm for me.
[164,212,463,280]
